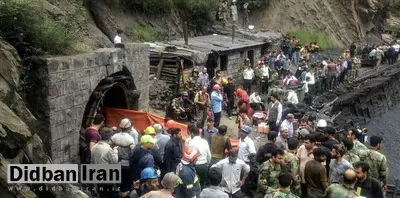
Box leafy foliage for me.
[236,0,270,10]
[288,29,335,49]
[0,0,80,56]
[127,23,159,42]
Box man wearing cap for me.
[130,135,156,182]
[315,119,327,133]
[176,147,201,198]
[135,167,160,197]
[211,149,250,198]
[238,125,256,197]
[139,126,163,170]
[140,172,180,198]
[91,127,119,198]
[163,128,183,175]
[120,118,139,145]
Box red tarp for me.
[103,107,239,149]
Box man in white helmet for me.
[316,119,327,133]
[119,118,139,144]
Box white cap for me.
[317,119,327,128]
[119,118,132,129]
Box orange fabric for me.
[103,107,190,140]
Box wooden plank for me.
[156,59,164,79]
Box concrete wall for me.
[26,44,150,164]
[220,46,262,83]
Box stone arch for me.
[81,66,140,129]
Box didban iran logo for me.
[7,164,121,184]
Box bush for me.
[288,29,334,49]
[172,0,216,31]
[124,0,172,15]
[0,0,78,55]
[127,23,159,42]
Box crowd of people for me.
[80,37,397,198]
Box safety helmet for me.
[182,147,200,163]
[119,118,132,129]
[317,119,327,128]
[140,167,159,182]
[213,84,221,91]
[144,126,156,135]
[165,120,176,130]
[221,78,228,85]
[180,91,189,97]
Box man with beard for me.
[276,127,289,150]
[296,134,317,198]
[329,144,353,184]
[304,147,328,198]
[163,128,183,176]
[256,131,278,164]
[353,161,384,198]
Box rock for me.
[40,0,64,18]
[0,40,21,88]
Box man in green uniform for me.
[324,169,359,198]
[347,128,368,152]
[266,172,299,198]
[342,138,360,164]
[358,136,388,192]
[282,138,300,196]
[256,148,285,198]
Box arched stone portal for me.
[21,43,150,164]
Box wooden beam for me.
[156,59,164,79]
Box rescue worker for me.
[347,128,368,152]
[139,172,179,198]
[266,173,299,198]
[130,135,157,182]
[136,167,160,197]
[256,148,285,197]
[324,169,358,198]
[353,161,384,198]
[176,147,201,198]
[163,128,183,176]
[358,136,388,192]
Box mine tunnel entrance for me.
[81,66,139,129]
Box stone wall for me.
[221,46,262,83]
[22,43,150,164]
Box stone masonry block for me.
[59,94,74,110]
[48,97,59,112]
[74,90,87,107]
[60,59,72,72]
[73,58,85,69]
[50,124,65,142]
[48,84,60,99]
[79,78,90,91]
[89,74,100,91]
[47,59,60,73]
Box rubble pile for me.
[149,79,175,110]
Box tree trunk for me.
[183,17,188,45]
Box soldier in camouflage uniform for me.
[282,138,300,196]
[256,148,286,198]
[324,169,359,198]
[266,172,299,198]
[347,128,368,153]
[358,136,388,191]
[342,139,360,164]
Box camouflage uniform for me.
[256,160,282,198]
[324,184,359,198]
[265,189,299,198]
[282,150,300,196]
[353,140,368,152]
[358,149,388,183]
[343,149,360,164]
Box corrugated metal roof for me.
[169,34,265,53]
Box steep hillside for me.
[248,0,392,47]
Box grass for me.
[127,23,159,42]
[288,29,335,50]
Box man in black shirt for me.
[322,126,339,150]
[256,131,278,164]
[223,77,235,119]
[353,161,384,198]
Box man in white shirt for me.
[286,90,299,105]
[188,126,211,189]
[113,29,122,44]
[242,64,254,93]
[280,113,295,138]
[238,125,256,163]
[259,63,269,94]
[211,149,250,198]
[249,91,264,111]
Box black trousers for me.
[213,112,221,128]
[261,78,269,94]
[226,98,235,117]
[300,183,308,198]
[195,163,209,190]
[243,79,252,93]
[119,166,132,193]
[268,120,279,133]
